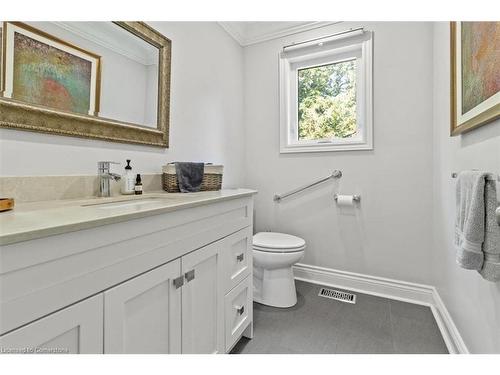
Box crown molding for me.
[52,22,157,66]
[218,21,341,47]
[218,22,246,46]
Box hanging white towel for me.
[455,171,500,282]
[455,171,488,270]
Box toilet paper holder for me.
[334,194,361,202]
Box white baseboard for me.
[293,263,469,354]
[294,263,435,306]
[429,290,469,354]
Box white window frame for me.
[279,30,373,153]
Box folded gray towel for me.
[455,171,488,270]
[175,162,205,193]
[479,178,500,282]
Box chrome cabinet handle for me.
[236,305,245,315]
[173,276,184,289]
[236,253,244,262]
[185,269,195,282]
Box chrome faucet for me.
[98,161,121,197]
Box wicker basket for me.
[162,164,223,192]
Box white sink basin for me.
[82,197,174,210]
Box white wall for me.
[432,22,500,353]
[0,22,246,188]
[243,22,435,285]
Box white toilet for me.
[252,232,306,308]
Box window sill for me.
[280,142,373,154]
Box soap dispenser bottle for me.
[135,174,143,195]
[121,159,135,195]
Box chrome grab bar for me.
[273,170,342,202]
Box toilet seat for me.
[253,245,306,253]
[252,232,305,253]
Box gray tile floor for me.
[231,280,448,354]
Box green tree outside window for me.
[297,59,357,140]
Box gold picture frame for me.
[2,22,102,117]
[450,22,500,136]
[0,21,171,148]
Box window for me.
[279,30,373,153]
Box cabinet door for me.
[0,294,103,354]
[181,242,224,354]
[104,260,182,354]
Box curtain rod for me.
[282,27,364,51]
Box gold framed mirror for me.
[0,21,171,147]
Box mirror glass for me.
[1,22,159,128]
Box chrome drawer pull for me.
[236,253,244,262]
[236,305,245,315]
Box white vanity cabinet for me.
[103,226,252,354]
[0,193,255,354]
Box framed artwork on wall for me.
[450,22,499,136]
[1,22,101,116]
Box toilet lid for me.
[253,232,306,252]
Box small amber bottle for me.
[134,174,143,195]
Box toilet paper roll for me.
[335,195,354,206]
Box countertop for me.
[0,189,257,246]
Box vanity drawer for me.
[224,275,252,352]
[222,227,252,293]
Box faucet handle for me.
[98,161,120,171]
